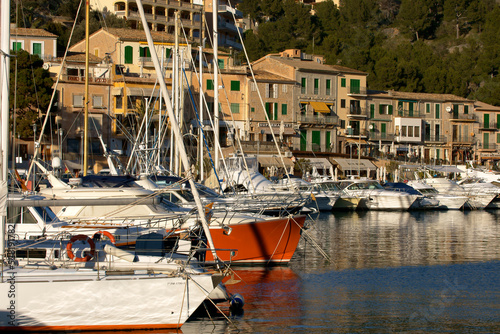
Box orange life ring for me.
[66,234,96,262]
[92,230,116,244]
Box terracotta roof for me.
[474,101,500,111]
[368,90,473,102]
[11,28,57,38]
[257,55,367,75]
[102,28,183,43]
[56,52,102,64]
[251,70,295,83]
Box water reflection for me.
[291,210,500,272]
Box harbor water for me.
[181,210,500,333]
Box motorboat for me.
[407,180,468,210]
[336,179,420,211]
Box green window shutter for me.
[341,78,346,87]
[207,79,214,90]
[381,123,386,134]
[453,104,459,118]
[265,103,271,120]
[251,107,255,113]
[409,102,414,116]
[378,104,383,115]
[218,59,224,69]
[12,42,22,52]
[274,102,278,120]
[435,104,440,119]
[426,104,430,113]
[370,104,375,118]
[436,149,440,160]
[300,130,307,151]
[314,78,319,94]
[230,103,240,114]
[497,133,500,143]
[165,48,171,59]
[464,105,469,114]
[124,46,133,64]
[326,131,331,149]
[312,131,321,152]
[326,79,331,95]
[281,104,287,115]
[350,79,360,94]
[398,101,403,115]
[484,133,489,149]
[33,43,42,57]
[301,78,306,94]
[497,114,500,129]
[230,81,240,91]
[484,114,490,128]
[388,105,393,115]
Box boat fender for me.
[93,230,116,244]
[229,293,245,310]
[66,234,96,262]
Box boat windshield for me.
[348,182,384,190]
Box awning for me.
[306,157,333,169]
[257,156,294,168]
[309,101,330,113]
[345,138,368,145]
[127,87,160,97]
[111,87,123,96]
[332,158,377,171]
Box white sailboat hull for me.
[0,268,220,331]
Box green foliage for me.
[10,50,54,138]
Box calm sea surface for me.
[181,210,500,333]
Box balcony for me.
[345,128,369,138]
[346,107,368,118]
[397,109,421,117]
[218,20,243,34]
[449,113,477,122]
[62,75,110,84]
[218,5,243,18]
[347,86,367,96]
[451,135,475,144]
[477,142,499,150]
[424,134,447,143]
[478,122,498,131]
[298,114,338,125]
[369,132,395,141]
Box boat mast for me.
[0,0,11,261]
[213,0,219,172]
[83,0,90,176]
[135,0,218,261]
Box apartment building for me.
[203,0,244,50]
[474,101,500,166]
[9,27,57,60]
[90,0,204,41]
[367,91,475,164]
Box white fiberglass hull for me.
[0,268,220,331]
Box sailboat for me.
[0,1,224,330]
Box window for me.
[370,104,375,118]
[206,79,214,90]
[265,103,272,120]
[408,126,413,137]
[282,84,287,93]
[139,47,151,58]
[341,78,346,87]
[218,59,224,69]
[251,107,255,112]
[435,104,440,119]
[497,133,500,143]
[265,84,278,98]
[73,95,84,107]
[116,96,123,109]
[230,103,240,114]
[497,114,500,129]
[464,105,469,114]
[32,42,42,57]
[314,78,319,95]
[282,104,287,115]
[230,81,240,91]
[250,81,257,91]
[426,103,431,114]
[341,99,346,108]
[301,78,306,94]
[401,126,407,136]
[326,79,331,95]
[124,46,133,64]
[273,102,278,120]
[12,41,22,51]
[414,126,420,137]
[92,95,104,108]
[350,79,360,94]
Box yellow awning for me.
[310,101,330,113]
